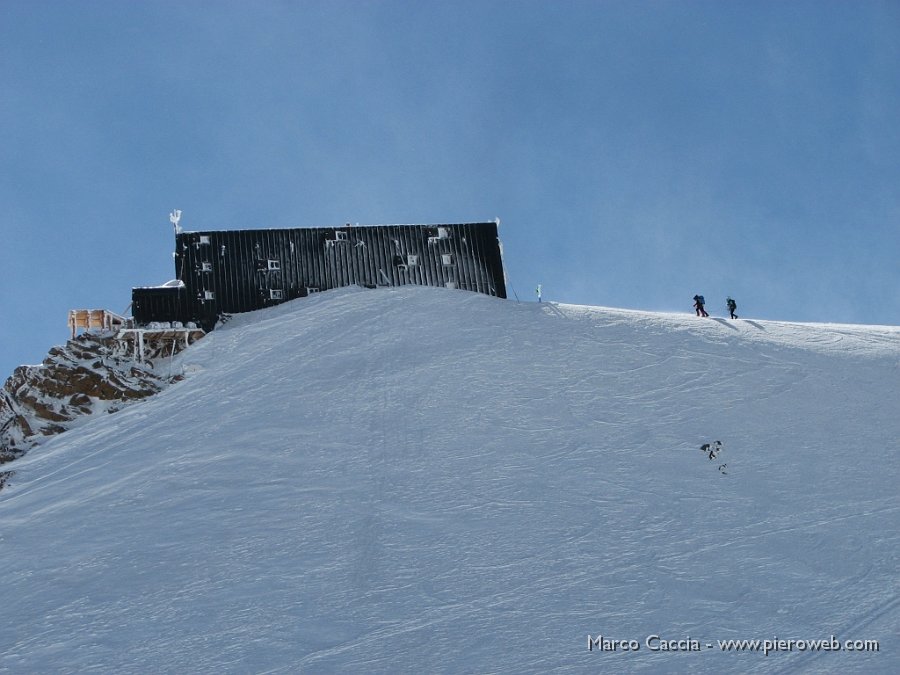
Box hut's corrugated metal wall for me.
[132,222,506,328]
[130,286,191,326]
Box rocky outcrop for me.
[0,331,199,484]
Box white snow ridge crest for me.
[1,286,898,673]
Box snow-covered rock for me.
[0,331,190,474]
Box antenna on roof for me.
[170,209,182,234]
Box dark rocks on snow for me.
[0,331,199,488]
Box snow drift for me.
[1,286,898,673]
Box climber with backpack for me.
[693,295,709,317]
[726,297,737,319]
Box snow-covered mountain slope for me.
[1,287,898,674]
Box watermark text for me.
[588,634,880,656]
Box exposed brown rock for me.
[0,330,203,489]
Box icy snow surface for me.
[1,287,898,673]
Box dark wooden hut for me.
[132,221,507,329]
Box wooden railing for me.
[67,309,129,338]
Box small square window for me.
[407,254,418,266]
[201,262,213,272]
[306,287,319,294]
[269,289,284,300]
[267,259,280,270]
[199,235,210,245]
[335,230,348,241]
[441,253,453,266]
[204,290,215,300]
[437,227,450,239]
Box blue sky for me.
[2,0,898,378]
